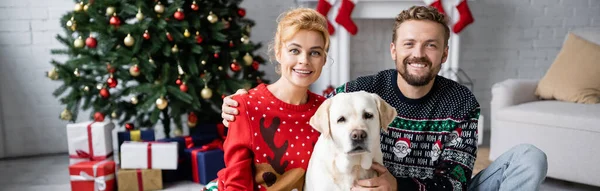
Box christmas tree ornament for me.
[74,2,84,12]
[230,60,241,72]
[136,8,144,21]
[174,8,185,20]
[201,60,206,65]
[47,67,59,80]
[125,123,134,131]
[241,35,250,44]
[73,68,81,77]
[177,64,184,75]
[83,4,89,12]
[173,128,182,136]
[217,66,223,71]
[207,11,218,23]
[111,111,117,118]
[335,0,358,35]
[188,112,198,126]
[60,109,73,121]
[100,88,110,99]
[237,8,246,17]
[94,112,105,122]
[213,52,219,58]
[109,13,121,26]
[74,36,85,48]
[229,40,234,47]
[124,34,135,47]
[252,61,259,70]
[201,86,213,99]
[129,64,140,77]
[171,44,179,53]
[195,32,203,44]
[106,63,116,73]
[106,6,116,16]
[85,36,97,48]
[179,82,188,92]
[130,96,138,104]
[149,57,155,65]
[154,2,165,14]
[67,17,77,31]
[316,0,335,35]
[184,29,191,38]
[166,32,173,41]
[155,96,168,110]
[191,1,199,11]
[107,75,117,88]
[175,78,182,85]
[96,84,103,90]
[243,53,253,65]
[143,30,150,40]
[83,86,90,92]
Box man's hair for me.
[392,6,450,46]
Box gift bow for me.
[198,139,224,152]
[70,160,114,191]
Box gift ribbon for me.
[130,130,141,141]
[136,169,144,191]
[147,142,153,169]
[190,139,224,183]
[70,160,114,191]
[69,122,114,161]
[184,136,194,149]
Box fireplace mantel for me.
[298,0,465,94]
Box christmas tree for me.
[48,0,268,138]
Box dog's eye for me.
[363,112,374,119]
[337,116,346,123]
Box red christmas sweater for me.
[217,84,325,191]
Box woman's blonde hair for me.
[268,8,331,72]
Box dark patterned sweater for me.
[329,69,480,191]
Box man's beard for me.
[397,56,439,86]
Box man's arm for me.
[326,74,378,98]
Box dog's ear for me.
[370,93,397,133]
[309,98,332,137]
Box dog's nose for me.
[350,130,367,141]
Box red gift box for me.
[69,160,116,191]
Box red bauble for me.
[125,123,134,131]
[213,52,219,58]
[85,36,97,48]
[188,112,198,123]
[143,31,150,40]
[174,10,185,20]
[100,88,110,99]
[175,78,182,85]
[195,34,203,44]
[109,15,121,26]
[230,62,241,72]
[252,61,259,70]
[106,64,116,73]
[179,83,188,92]
[166,32,173,41]
[237,8,246,17]
[107,77,118,88]
[229,41,234,48]
[191,2,199,11]
[94,112,105,122]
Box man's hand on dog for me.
[352,162,397,191]
[221,89,248,127]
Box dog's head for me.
[310,91,397,155]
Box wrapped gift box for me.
[121,142,178,170]
[69,160,116,191]
[157,134,217,183]
[185,147,225,185]
[117,168,162,191]
[115,129,155,164]
[67,121,115,164]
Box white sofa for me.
[489,29,600,187]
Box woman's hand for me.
[221,89,249,127]
[351,162,397,191]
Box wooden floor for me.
[474,147,492,175]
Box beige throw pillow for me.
[535,33,600,104]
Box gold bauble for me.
[74,36,84,48]
[129,64,140,77]
[218,66,223,71]
[184,29,191,38]
[74,2,83,12]
[47,67,59,80]
[156,96,168,110]
[83,4,89,11]
[173,128,182,137]
[60,109,73,121]
[124,34,135,47]
[149,58,155,65]
[106,6,116,16]
[96,84,103,90]
[83,86,90,92]
[154,2,165,14]
[136,9,144,21]
[73,68,81,77]
[207,12,218,23]
[200,86,213,99]
[66,20,74,27]
[171,44,179,53]
[243,53,253,66]
[241,35,250,44]
[111,111,118,118]
[130,96,139,104]
[201,60,206,65]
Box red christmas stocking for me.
[423,0,446,15]
[316,0,335,35]
[335,0,358,35]
[452,0,474,33]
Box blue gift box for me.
[158,134,218,183]
[117,129,155,147]
[185,148,225,185]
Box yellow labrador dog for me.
[305,91,397,191]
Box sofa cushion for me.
[535,32,600,104]
[497,100,600,133]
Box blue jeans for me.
[468,144,548,191]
